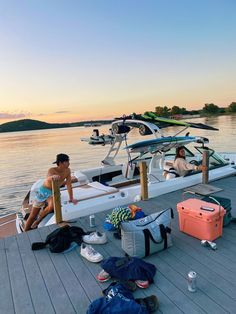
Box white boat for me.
[16,114,236,232]
[81,128,115,145]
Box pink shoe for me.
[97,269,111,282]
[135,280,149,289]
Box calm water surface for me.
[0,115,236,216]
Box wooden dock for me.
[0,213,17,238]
[1,176,236,313]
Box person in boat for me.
[173,146,205,177]
[24,153,78,231]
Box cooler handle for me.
[182,190,202,201]
[207,196,222,221]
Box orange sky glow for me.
[1,1,236,125]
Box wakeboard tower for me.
[81,111,218,147]
[100,112,217,166]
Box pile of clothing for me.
[87,256,159,313]
[98,256,156,284]
[104,204,145,231]
[87,282,159,314]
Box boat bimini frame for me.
[101,118,163,166]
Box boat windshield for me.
[195,147,229,168]
[129,145,194,163]
[129,145,229,169]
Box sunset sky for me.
[0,0,236,124]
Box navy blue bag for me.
[86,283,148,314]
[101,256,156,282]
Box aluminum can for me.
[89,214,95,228]
[187,271,197,292]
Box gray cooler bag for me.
[121,208,173,258]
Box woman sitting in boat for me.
[173,146,205,177]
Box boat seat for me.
[162,162,179,179]
[163,160,174,169]
[110,162,136,184]
[122,162,135,179]
[73,171,89,186]
[148,155,166,182]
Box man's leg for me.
[31,197,54,229]
[24,206,41,231]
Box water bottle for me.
[89,214,95,228]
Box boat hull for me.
[16,161,236,231]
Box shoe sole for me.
[80,253,103,263]
[83,240,107,245]
[135,281,149,289]
[97,275,111,282]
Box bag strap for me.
[138,208,174,227]
[143,229,151,257]
[159,224,168,250]
[152,207,174,222]
[143,225,171,256]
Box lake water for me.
[0,115,236,216]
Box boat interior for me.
[75,144,231,189]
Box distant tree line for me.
[154,102,236,117]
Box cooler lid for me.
[177,199,225,222]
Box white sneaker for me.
[80,243,103,263]
[82,231,107,244]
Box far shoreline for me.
[0,113,235,134]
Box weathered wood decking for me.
[1,176,236,314]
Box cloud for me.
[0,112,28,120]
[55,111,70,114]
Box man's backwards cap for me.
[53,153,69,164]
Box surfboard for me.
[125,136,208,153]
[141,111,218,131]
[114,112,218,131]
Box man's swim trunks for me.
[33,185,52,208]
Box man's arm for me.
[66,169,78,204]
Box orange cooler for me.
[177,199,225,241]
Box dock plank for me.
[158,250,228,314]
[0,238,15,314]
[27,229,76,314]
[16,232,55,314]
[38,226,91,313]
[165,245,236,313]
[4,236,35,314]
[1,175,236,313]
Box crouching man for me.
[24,153,78,231]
